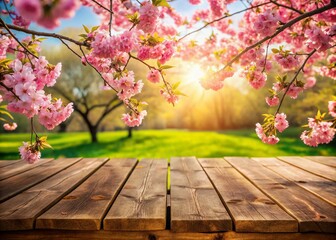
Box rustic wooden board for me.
[104,159,167,231]
[199,158,297,232]
[0,160,22,168]
[277,157,336,181]
[0,158,53,180]
[226,157,336,233]
[252,157,336,206]
[0,158,81,203]
[170,157,232,233]
[304,156,336,168]
[1,230,335,240]
[36,159,137,230]
[0,158,108,231]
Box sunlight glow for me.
[183,63,206,85]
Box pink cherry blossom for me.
[189,0,201,4]
[122,110,147,127]
[14,0,42,22]
[274,54,300,70]
[137,1,159,33]
[301,121,335,147]
[287,85,303,99]
[266,96,279,107]
[3,122,17,131]
[147,69,161,83]
[19,142,41,164]
[274,113,289,133]
[328,101,336,117]
[255,123,279,145]
[304,76,317,89]
[254,10,279,37]
[305,25,332,52]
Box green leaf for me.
[0,117,7,122]
[271,48,279,53]
[83,25,90,33]
[91,26,99,32]
[172,81,181,90]
[174,90,187,96]
[79,34,87,38]
[152,0,170,7]
[161,65,174,70]
[0,110,13,120]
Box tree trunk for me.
[89,125,98,143]
[127,127,133,138]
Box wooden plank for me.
[305,156,336,168]
[0,158,53,180]
[104,159,167,231]
[0,158,81,202]
[252,157,336,206]
[0,158,108,231]
[199,158,297,233]
[170,157,232,233]
[36,159,137,230]
[277,157,336,181]
[1,230,335,240]
[226,157,336,233]
[0,160,22,168]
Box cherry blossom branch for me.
[270,0,303,14]
[0,22,90,47]
[178,1,272,42]
[58,38,82,59]
[0,18,38,59]
[219,1,335,72]
[0,82,20,100]
[275,49,317,114]
[129,54,173,96]
[91,0,114,14]
[79,46,118,92]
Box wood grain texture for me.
[226,157,336,233]
[0,158,108,231]
[170,157,232,233]
[0,158,53,180]
[277,156,336,181]
[252,157,336,206]
[1,230,335,240]
[36,159,137,230]
[104,159,167,231]
[199,158,297,233]
[0,158,82,203]
[0,160,22,168]
[304,156,336,168]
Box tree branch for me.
[0,18,38,59]
[275,49,317,114]
[0,22,89,47]
[219,2,335,72]
[91,0,114,14]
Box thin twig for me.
[58,38,82,59]
[0,22,89,47]
[270,0,303,14]
[91,0,114,14]
[109,0,113,36]
[0,18,38,58]
[275,49,317,114]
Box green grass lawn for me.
[0,128,335,160]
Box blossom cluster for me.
[14,0,80,29]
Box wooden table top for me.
[0,156,335,240]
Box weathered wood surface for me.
[104,159,167,231]
[199,158,297,232]
[170,157,232,232]
[0,158,81,203]
[1,230,335,240]
[252,157,336,206]
[37,159,137,230]
[278,156,336,181]
[0,160,22,168]
[304,156,336,168]
[226,157,336,233]
[0,158,53,180]
[0,158,107,231]
[0,156,335,239]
